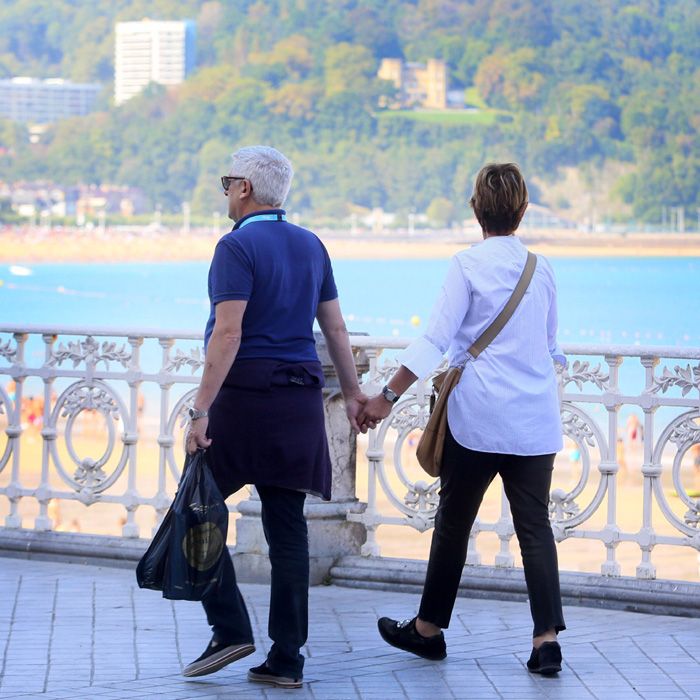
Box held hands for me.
[357,394,393,432]
[344,390,385,434]
[344,391,372,433]
[186,416,212,454]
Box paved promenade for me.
[0,557,698,700]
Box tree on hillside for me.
[323,42,377,97]
[475,48,546,110]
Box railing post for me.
[5,333,27,529]
[35,333,57,530]
[600,354,622,576]
[637,354,660,579]
[154,338,175,535]
[122,336,143,537]
[233,334,369,584]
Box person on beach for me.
[359,163,567,675]
[183,145,368,688]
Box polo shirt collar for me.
[233,209,287,230]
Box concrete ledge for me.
[330,555,700,619]
[0,529,149,569]
[4,530,699,619]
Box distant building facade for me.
[114,19,197,105]
[378,58,448,109]
[5,182,149,220]
[0,78,101,123]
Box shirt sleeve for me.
[542,258,566,366]
[399,256,472,379]
[210,238,254,303]
[319,245,338,302]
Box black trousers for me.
[418,427,566,638]
[201,483,309,678]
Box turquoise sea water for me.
[1,257,699,347]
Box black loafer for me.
[527,641,562,675]
[377,617,446,660]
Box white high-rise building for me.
[114,19,196,105]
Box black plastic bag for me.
[136,450,229,601]
[135,508,173,591]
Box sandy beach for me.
[1,226,700,263]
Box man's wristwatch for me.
[188,407,209,421]
[381,385,400,404]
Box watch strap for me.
[382,385,400,404]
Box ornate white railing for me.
[0,326,205,537]
[352,337,700,580]
[0,326,699,581]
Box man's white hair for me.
[229,145,294,208]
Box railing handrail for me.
[1,325,699,360]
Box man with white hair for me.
[182,145,368,688]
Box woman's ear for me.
[513,201,528,229]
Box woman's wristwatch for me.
[188,407,209,421]
[381,385,400,404]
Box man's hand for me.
[344,391,370,433]
[358,394,393,432]
[186,416,212,454]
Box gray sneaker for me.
[183,638,255,677]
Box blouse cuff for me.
[550,342,567,366]
[399,336,445,380]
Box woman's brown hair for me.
[469,163,528,235]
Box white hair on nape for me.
[229,145,294,207]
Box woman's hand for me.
[358,394,393,431]
[186,416,212,454]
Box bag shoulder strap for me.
[466,251,537,361]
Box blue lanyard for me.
[237,213,287,229]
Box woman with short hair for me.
[361,162,566,675]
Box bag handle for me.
[465,251,537,362]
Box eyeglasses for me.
[221,175,246,192]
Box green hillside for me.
[0,0,698,222]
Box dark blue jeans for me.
[201,484,309,678]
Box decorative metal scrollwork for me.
[49,335,131,369]
[165,389,197,481]
[550,404,609,530]
[649,363,700,396]
[164,347,205,374]
[0,385,14,475]
[371,390,438,531]
[558,360,610,391]
[651,411,700,534]
[370,356,401,385]
[61,384,119,418]
[404,479,439,513]
[0,338,17,364]
[47,380,130,503]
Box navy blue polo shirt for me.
[204,209,338,361]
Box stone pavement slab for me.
[0,556,698,699]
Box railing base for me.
[3,531,698,619]
[0,529,146,569]
[330,555,700,619]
